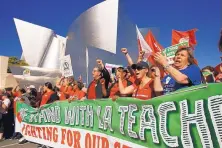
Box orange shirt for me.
[70,90,86,100]
[13,91,21,97]
[60,86,66,93]
[109,80,128,98]
[132,80,155,100]
[40,91,54,106]
[87,80,97,100]
[128,75,136,83]
[58,92,66,101]
[63,86,73,97]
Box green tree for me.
[18,60,29,66]
[8,56,19,65]
[8,57,29,66]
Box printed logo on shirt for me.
[165,76,171,84]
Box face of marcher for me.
[135,66,148,80]
[73,83,78,91]
[149,67,156,79]
[92,67,101,80]
[173,50,190,69]
[43,85,48,92]
[115,69,124,79]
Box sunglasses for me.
[135,66,146,71]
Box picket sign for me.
[60,55,73,77]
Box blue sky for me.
[0,0,221,68]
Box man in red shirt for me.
[87,59,110,100]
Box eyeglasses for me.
[151,69,156,72]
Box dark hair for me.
[2,93,11,98]
[77,81,84,90]
[29,88,37,97]
[29,96,37,108]
[202,66,218,76]
[44,82,53,90]
[53,87,60,92]
[202,66,215,72]
[19,88,26,94]
[72,81,84,90]
[175,47,195,65]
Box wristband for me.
[124,52,128,55]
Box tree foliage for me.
[8,56,29,66]
[7,57,29,73]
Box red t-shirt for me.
[109,80,129,98]
[13,91,22,114]
[128,75,136,83]
[70,90,86,100]
[60,85,66,93]
[87,80,97,100]
[132,79,155,100]
[40,91,54,106]
[13,91,21,97]
[64,86,73,97]
[58,92,66,101]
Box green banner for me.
[16,83,222,148]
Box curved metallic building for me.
[66,0,139,84]
[14,18,66,69]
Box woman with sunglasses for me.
[69,81,86,101]
[154,47,202,95]
[118,61,157,100]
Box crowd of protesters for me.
[0,31,222,148]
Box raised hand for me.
[154,52,168,66]
[96,59,104,69]
[139,51,145,57]
[96,59,103,65]
[121,48,128,54]
[78,75,82,82]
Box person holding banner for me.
[201,66,216,83]
[154,47,202,94]
[87,59,110,99]
[118,61,157,100]
[0,92,11,141]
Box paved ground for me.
[0,140,38,148]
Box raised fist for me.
[139,51,145,57]
[121,48,128,54]
[78,75,82,82]
[96,59,103,65]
